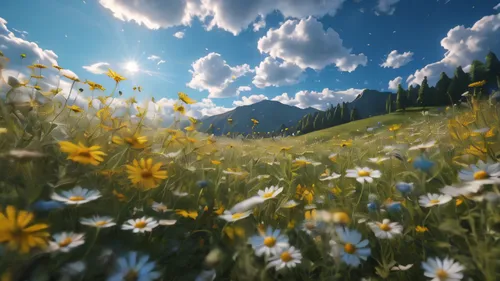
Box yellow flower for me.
[124,133,148,149]
[456,112,476,126]
[107,69,126,83]
[97,107,112,121]
[332,212,350,224]
[304,209,316,220]
[211,160,222,165]
[185,125,196,131]
[126,158,168,190]
[63,74,80,82]
[0,206,50,253]
[468,80,486,88]
[295,184,314,204]
[251,118,259,125]
[67,105,84,113]
[227,118,233,124]
[338,140,353,147]
[175,209,198,219]
[464,144,488,161]
[448,120,470,141]
[97,96,109,104]
[178,92,196,104]
[53,65,64,71]
[126,97,137,105]
[31,75,44,79]
[59,141,106,166]
[456,198,463,206]
[173,103,186,115]
[85,80,105,91]
[0,128,7,134]
[31,63,47,69]
[389,124,402,132]
[415,225,428,233]
[113,190,127,202]
[224,226,245,240]
[33,85,42,91]
[280,146,292,152]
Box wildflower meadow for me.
[1,55,500,281]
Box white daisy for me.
[257,186,284,200]
[151,202,171,213]
[345,167,381,183]
[281,200,299,209]
[439,183,482,197]
[391,264,413,271]
[158,219,177,226]
[51,186,101,205]
[248,227,289,257]
[367,219,403,239]
[422,257,464,281]
[80,216,116,228]
[409,140,437,151]
[418,193,452,208]
[173,191,189,197]
[320,172,341,181]
[122,217,159,233]
[229,196,265,213]
[459,160,500,183]
[219,210,252,222]
[266,246,302,271]
[48,232,85,253]
[367,157,390,164]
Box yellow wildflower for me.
[468,80,486,88]
[415,225,428,233]
[175,210,198,220]
[173,103,186,115]
[59,141,106,166]
[107,69,127,83]
[178,92,196,104]
[126,158,168,190]
[0,206,49,253]
[67,105,83,113]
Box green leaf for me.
[438,219,468,236]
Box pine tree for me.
[435,72,451,106]
[206,124,214,134]
[447,66,470,103]
[386,95,393,113]
[313,112,321,130]
[418,76,430,108]
[350,108,358,121]
[396,84,407,111]
[470,60,487,83]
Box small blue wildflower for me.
[31,200,65,211]
[413,156,434,172]
[367,202,378,212]
[395,182,414,195]
[196,180,209,188]
[336,227,371,267]
[107,252,161,281]
[386,202,402,213]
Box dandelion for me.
[175,209,198,219]
[335,227,371,267]
[422,257,464,281]
[178,92,196,104]
[219,210,252,222]
[367,219,403,239]
[67,105,84,113]
[59,141,106,166]
[126,158,168,190]
[345,167,381,183]
[107,69,126,83]
[0,206,50,253]
[107,252,161,281]
[80,216,116,228]
[415,225,429,233]
[122,217,159,233]
[249,227,289,257]
[51,186,101,205]
[48,232,85,253]
[173,103,186,115]
[152,202,171,213]
[418,193,452,208]
[257,186,283,200]
[266,246,302,271]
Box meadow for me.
[0,58,500,281]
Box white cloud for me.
[237,86,251,93]
[257,17,367,72]
[252,57,303,88]
[233,94,268,106]
[272,88,364,110]
[157,60,166,66]
[99,0,345,35]
[82,62,110,74]
[253,17,266,32]
[381,50,413,69]
[494,3,500,10]
[173,31,185,38]
[375,0,400,15]
[388,76,402,91]
[187,52,252,98]
[188,98,233,118]
[406,13,500,86]
[147,55,161,61]
[0,44,7,49]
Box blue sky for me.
[1,0,499,118]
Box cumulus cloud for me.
[381,50,413,69]
[173,31,185,38]
[233,94,268,106]
[253,57,303,88]
[187,52,252,98]
[494,3,500,10]
[272,88,364,110]
[388,76,403,91]
[406,13,500,86]
[257,17,367,72]
[82,62,110,74]
[99,0,345,35]
[188,98,234,118]
[374,0,400,15]
[253,16,266,32]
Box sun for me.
[125,61,139,73]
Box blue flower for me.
[386,202,402,213]
[367,202,378,212]
[31,200,65,211]
[395,182,414,195]
[107,252,161,281]
[335,228,371,267]
[196,180,209,188]
[413,156,434,172]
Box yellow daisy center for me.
[232,213,243,220]
[263,236,276,247]
[134,221,147,229]
[344,243,356,254]
[124,270,138,281]
[68,196,85,202]
[379,223,391,232]
[473,170,488,180]
[95,221,108,227]
[429,199,440,204]
[436,269,448,280]
[141,170,153,179]
[280,251,292,262]
[58,237,73,247]
[358,170,370,177]
[262,192,274,198]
